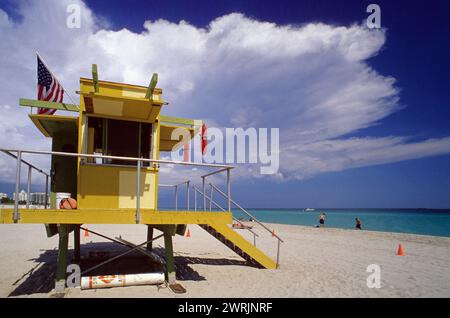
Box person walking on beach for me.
[355,217,362,230]
[319,213,326,227]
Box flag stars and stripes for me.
[37,55,64,115]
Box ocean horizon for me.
[4,204,449,238]
[156,206,450,238]
[231,208,450,238]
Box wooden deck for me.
[0,209,232,225]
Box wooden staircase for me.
[200,223,277,269]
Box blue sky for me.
[79,0,450,137]
[0,0,449,208]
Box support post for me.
[147,226,154,251]
[55,224,69,294]
[164,231,176,284]
[194,187,197,211]
[13,151,22,223]
[73,225,81,263]
[202,177,206,211]
[227,168,231,212]
[26,165,32,209]
[175,185,178,211]
[186,181,190,211]
[209,184,213,211]
[136,159,141,224]
[45,175,49,209]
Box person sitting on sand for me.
[355,218,362,230]
[232,222,253,230]
[319,213,326,227]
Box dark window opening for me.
[87,117,152,166]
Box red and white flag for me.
[37,54,64,115]
[201,123,207,155]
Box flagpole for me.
[35,51,80,110]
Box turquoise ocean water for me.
[232,208,450,237]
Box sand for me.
[0,222,449,298]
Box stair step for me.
[199,224,277,269]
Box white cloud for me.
[0,8,10,28]
[0,0,449,187]
[281,136,450,180]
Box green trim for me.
[155,224,177,235]
[145,73,158,99]
[73,225,81,263]
[163,231,176,284]
[56,224,69,282]
[160,115,198,126]
[92,64,99,93]
[45,224,58,237]
[19,98,79,112]
[147,226,154,251]
[50,192,56,209]
[176,224,187,236]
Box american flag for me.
[37,55,64,115]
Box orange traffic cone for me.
[186,228,191,238]
[272,229,275,237]
[84,228,89,237]
[397,243,404,256]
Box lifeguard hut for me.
[0,64,283,293]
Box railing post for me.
[44,175,49,209]
[14,151,22,223]
[276,239,281,268]
[227,168,231,212]
[202,176,206,211]
[175,185,178,211]
[26,165,32,209]
[135,159,141,224]
[186,181,190,211]
[194,187,197,211]
[209,184,213,211]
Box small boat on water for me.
[304,208,315,212]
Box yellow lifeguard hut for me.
[0,64,283,293]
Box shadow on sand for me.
[8,241,248,297]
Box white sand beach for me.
[0,223,449,298]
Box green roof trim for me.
[145,73,158,99]
[92,64,99,93]
[19,98,79,112]
[160,115,199,126]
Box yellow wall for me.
[78,164,157,210]
[79,78,163,106]
[76,78,162,211]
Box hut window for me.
[87,117,152,166]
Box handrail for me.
[1,148,234,169]
[200,167,230,179]
[0,150,49,176]
[173,180,190,187]
[200,166,231,212]
[159,180,190,211]
[1,147,234,224]
[192,186,259,239]
[0,150,50,213]
[210,183,284,243]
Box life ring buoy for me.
[59,197,77,209]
